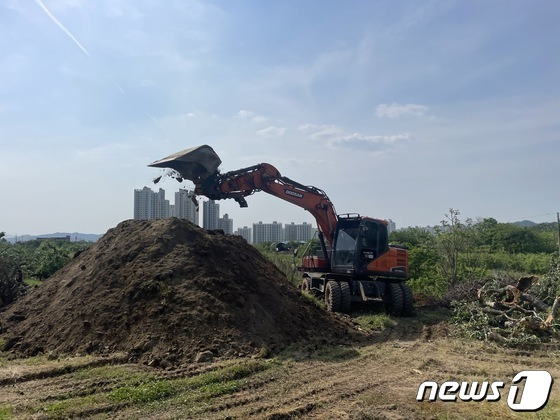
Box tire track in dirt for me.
[207,341,421,419]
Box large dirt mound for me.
[0,219,358,365]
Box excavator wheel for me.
[300,278,311,293]
[325,280,342,312]
[339,281,352,313]
[384,283,404,317]
[400,283,416,317]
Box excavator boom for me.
[149,146,338,244]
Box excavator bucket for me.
[148,145,222,183]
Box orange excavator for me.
[149,145,414,316]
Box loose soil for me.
[0,219,359,366]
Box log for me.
[545,296,560,326]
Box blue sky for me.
[1,0,559,235]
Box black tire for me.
[339,281,352,313]
[300,277,311,293]
[400,283,416,317]
[384,283,404,317]
[325,280,342,312]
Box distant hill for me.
[512,220,537,227]
[5,232,102,243]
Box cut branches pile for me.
[453,275,560,347]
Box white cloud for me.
[299,122,411,153]
[375,103,430,119]
[237,109,253,118]
[237,109,266,123]
[257,126,286,137]
[298,124,344,140]
[330,132,411,151]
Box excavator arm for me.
[149,145,338,245]
[198,163,338,245]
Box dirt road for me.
[0,309,558,419]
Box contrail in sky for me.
[34,0,90,57]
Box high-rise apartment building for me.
[174,189,199,225]
[202,199,220,229]
[218,213,234,234]
[388,219,396,234]
[133,187,170,220]
[284,222,313,242]
[252,221,283,244]
[235,226,252,243]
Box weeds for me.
[110,380,177,404]
[353,313,396,331]
[300,291,325,310]
[0,405,12,420]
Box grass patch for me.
[110,380,177,404]
[23,277,42,288]
[44,395,99,416]
[109,359,276,406]
[300,291,326,310]
[0,338,6,352]
[353,313,396,331]
[182,359,276,389]
[0,405,12,420]
[32,360,279,417]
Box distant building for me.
[174,189,199,225]
[235,226,252,243]
[284,222,313,242]
[218,213,234,234]
[253,221,283,244]
[203,199,220,229]
[388,219,396,234]
[134,187,170,220]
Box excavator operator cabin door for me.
[357,220,389,270]
[332,219,361,273]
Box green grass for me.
[0,405,12,420]
[108,359,277,405]
[0,338,6,352]
[110,380,177,404]
[44,395,100,416]
[33,359,279,417]
[300,291,326,310]
[23,277,42,288]
[353,313,396,331]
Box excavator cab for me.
[332,216,389,275]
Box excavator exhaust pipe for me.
[148,145,222,184]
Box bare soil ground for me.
[1,307,558,419]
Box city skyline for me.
[132,185,323,243]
